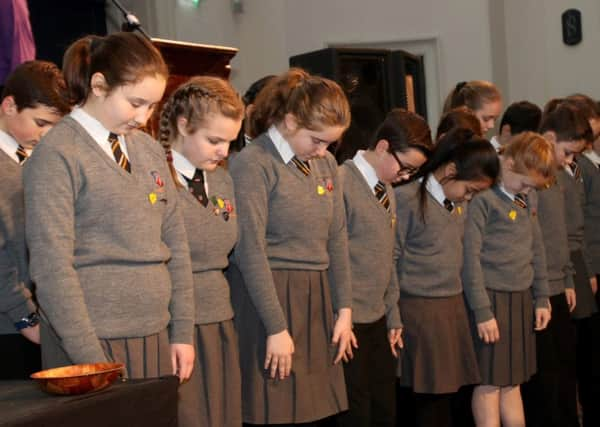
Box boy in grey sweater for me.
[0,60,70,379]
[522,103,589,427]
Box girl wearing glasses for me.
[394,128,500,427]
[337,109,432,427]
[228,68,354,426]
[462,132,553,427]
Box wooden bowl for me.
[30,363,124,395]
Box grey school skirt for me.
[178,320,242,427]
[399,293,481,394]
[229,265,348,424]
[471,288,537,386]
[40,320,172,378]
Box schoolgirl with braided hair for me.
[159,75,244,427]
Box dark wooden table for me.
[0,376,179,427]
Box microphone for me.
[111,0,151,40]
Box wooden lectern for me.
[148,38,238,135]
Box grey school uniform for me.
[173,154,241,427]
[394,180,480,394]
[0,150,36,335]
[0,145,41,379]
[579,153,600,276]
[339,159,400,329]
[23,116,194,379]
[558,167,597,319]
[462,186,550,386]
[228,127,350,424]
[338,157,400,427]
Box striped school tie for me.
[443,198,454,212]
[290,156,311,176]
[184,168,209,207]
[569,161,582,180]
[108,132,131,173]
[374,181,390,211]
[514,192,528,209]
[15,145,29,165]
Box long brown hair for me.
[248,68,350,138]
[443,80,501,113]
[62,32,168,105]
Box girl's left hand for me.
[331,308,357,364]
[590,276,598,295]
[388,328,403,358]
[170,343,195,383]
[565,288,576,312]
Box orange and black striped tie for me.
[374,181,390,211]
[16,145,28,165]
[290,156,311,176]
[108,133,130,173]
[514,193,528,209]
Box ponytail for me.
[248,68,350,138]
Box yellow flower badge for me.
[148,192,157,205]
[509,209,517,221]
[217,198,225,209]
[317,185,326,195]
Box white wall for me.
[127,0,495,122]
[502,0,600,108]
[119,0,600,124]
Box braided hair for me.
[158,76,244,185]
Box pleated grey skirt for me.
[471,289,537,386]
[40,320,172,379]
[229,265,348,424]
[178,320,242,427]
[399,293,481,394]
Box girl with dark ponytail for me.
[394,128,499,427]
[24,32,196,384]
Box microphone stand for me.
[111,0,152,40]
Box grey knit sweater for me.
[535,181,575,296]
[579,154,600,275]
[394,180,466,297]
[339,160,401,329]
[24,117,194,364]
[177,165,237,325]
[0,150,36,334]
[462,186,550,323]
[229,132,352,335]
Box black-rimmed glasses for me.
[389,151,419,177]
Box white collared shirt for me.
[70,107,129,161]
[583,150,600,168]
[353,150,379,194]
[0,129,21,163]
[498,184,516,201]
[424,174,447,206]
[171,149,208,193]
[490,135,502,152]
[268,125,295,164]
